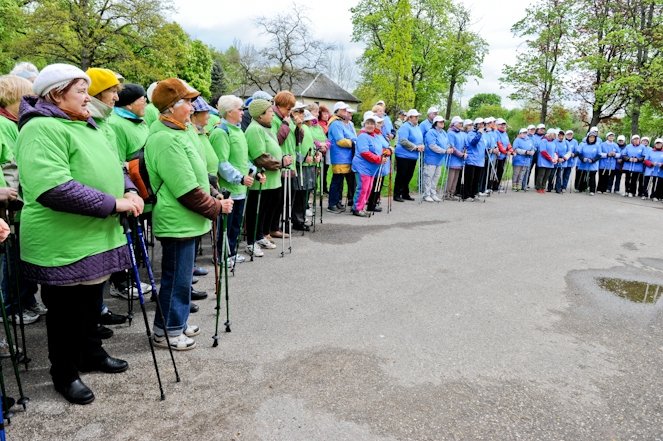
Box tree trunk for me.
[540,99,548,125]
[445,78,456,121]
[630,97,642,136]
[590,104,601,128]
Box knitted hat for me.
[249,99,271,119]
[116,84,146,107]
[86,68,120,97]
[152,78,199,113]
[32,63,90,97]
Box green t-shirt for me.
[205,113,220,133]
[0,116,18,187]
[107,112,149,161]
[144,121,211,238]
[16,116,125,267]
[198,132,219,175]
[209,121,250,197]
[298,124,315,168]
[272,113,296,171]
[245,120,282,190]
[144,103,160,128]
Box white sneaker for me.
[229,254,246,264]
[622,192,628,197]
[653,198,659,202]
[246,244,264,257]
[305,208,313,217]
[153,334,196,351]
[478,192,488,196]
[14,310,39,325]
[628,193,634,198]
[431,194,442,202]
[589,192,595,196]
[423,196,434,202]
[641,196,647,200]
[256,238,276,249]
[110,282,152,300]
[184,324,200,337]
[28,302,48,316]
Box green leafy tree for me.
[179,39,213,99]
[0,0,26,72]
[500,0,573,123]
[467,93,501,118]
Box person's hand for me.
[388,134,394,140]
[417,145,425,152]
[282,155,293,167]
[220,198,233,214]
[257,172,266,184]
[282,116,291,125]
[0,218,9,242]
[124,192,144,215]
[0,187,18,203]
[305,154,313,164]
[631,157,637,162]
[382,157,387,164]
[553,158,558,164]
[314,152,322,163]
[463,153,468,159]
[115,197,141,217]
[242,175,254,187]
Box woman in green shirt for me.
[16,64,144,405]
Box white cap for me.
[33,63,91,97]
[376,100,385,106]
[536,123,546,129]
[146,82,158,102]
[588,129,598,136]
[292,101,307,110]
[474,117,484,124]
[427,106,439,115]
[303,110,315,121]
[463,119,473,126]
[606,132,615,137]
[450,116,462,125]
[642,136,650,143]
[333,101,349,113]
[347,108,356,113]
[589,126,599,133]
[617,135,626,142]
[362,111,377,124]
[406,109,421,117]
[484,117,495,124]
[565,130,574,135]
[655,138,663,144]
[519,128,527,134]
[433,115,445,123]
[632,134,640,140]
[495,118,506,125]
[527,124,536,130]
[546,128,558,136]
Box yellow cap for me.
[85,68,120,97]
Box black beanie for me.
[116,83,146,107]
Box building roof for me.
[232,72,360,104]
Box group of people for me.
[0,59,659,409]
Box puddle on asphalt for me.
[596,277,663,304]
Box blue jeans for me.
[560,168,572,191]
[153,238,195,337]
[218,198,245,257]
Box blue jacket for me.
[374,133,392,176]
[396,121,423,160]
[577,140,601,171]
[381,115,395,138]
[615,143,627,170]
[599,141,621,171]
[621,144,645,173]
[446,128,466,168]
[495,130,511,160]
[513,136,535,167]
[419,118,435,139]
[328,118,356,165]
[536,137,556,168]
[565,138,578,168]
[464,130,484,166]
[484,130,498,163]
[554,139,571,168]
[644,149,663,177]
[351,131,382,176]
[424,128,448,166]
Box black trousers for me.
[623,171,642,196]
[462,165,483,199]
[394,157,417,198]
[643,176,663,199]
[577,170,597,193]
[42,283,108,384]
[245,188,280,244]
[597,169,616,193]
[490,159,506,191]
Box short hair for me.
[306,102,319,114]
[217,95,243,117]
[372,104,384,113]
[0,75,34,107]
[274,90,296,109]
[318,104,330,119]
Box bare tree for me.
[323,44,359,91]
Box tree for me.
[179,39,213,99]
[0,0,26,72]
[17,0,169,70]
[440,3,488,120]
[500,0,573,123]
[210,60,224,97]
[467,93,501,118]
[323,44,359,92]
[239,5,333,94]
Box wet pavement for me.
[5,190,663,440]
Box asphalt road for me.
[6,189,663,440]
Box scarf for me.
[159,114,187,131]
[0,107,18,123]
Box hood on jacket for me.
[18,95,97,130]
[88,96,113,120]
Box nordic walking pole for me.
[212,213,228,346]
[250,180,263,262]
[211,215,221,311]
[280,170,287,258]
[370,162,384,217]
[4,227,29,370]
[231,169,255,273]
[121,217,165,400]
[222,216,231,333]
[287,170,292,253]
[0,263,28,410]
[311,160,318,232]
[387,156,393,213]
[319,156,324,224]
[134,218,180,382]
[0,365,13,423]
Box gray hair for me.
[217,95,243,117]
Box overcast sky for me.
[170,0,532,109]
